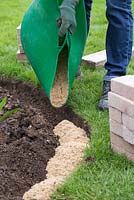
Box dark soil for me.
[0,78,90,200]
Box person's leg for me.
[98,0,133,110]
[84,0,93,32]
[105,0,133,80]
[76,0,93,79]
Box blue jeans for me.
[84,0,133,81]
[84,0,93,31]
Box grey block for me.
[82,47,134,68]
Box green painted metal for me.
[21,0,87,106]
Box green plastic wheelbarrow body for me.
[21,0,87,107]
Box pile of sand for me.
[23,120,89,200]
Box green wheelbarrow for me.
[21,0,87,107]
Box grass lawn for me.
[0,0,134,199]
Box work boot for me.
[75,67,83,79]
[98,80,111,110]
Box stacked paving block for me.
[16,24,28,62]
[82,50,107,68]
[82,47,134,68]
[109,75,134,161]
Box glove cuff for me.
[61,0,79,8]
[59,5,75,13]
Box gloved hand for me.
[58,0,79,37]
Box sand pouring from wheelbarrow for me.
[21,0,87,107]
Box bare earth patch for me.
[0,78,90,200]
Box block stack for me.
[16,24,28,62]
[109,75,134,161]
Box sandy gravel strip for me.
[23,120,89,200]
